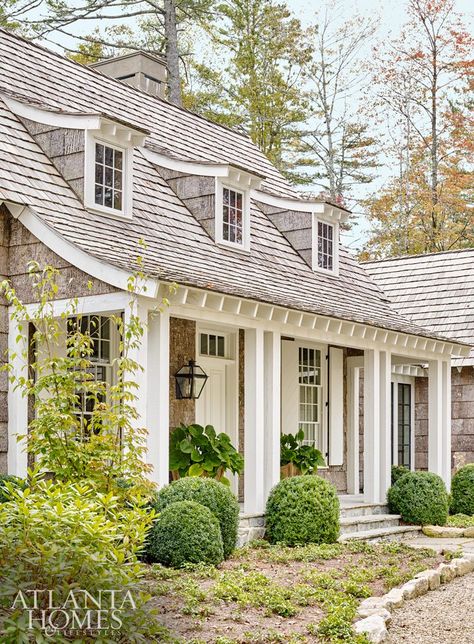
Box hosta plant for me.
[169,423,244,485]
[280,429,326,475]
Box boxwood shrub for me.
[146,500,224,567]
[387,471,448,525]
[391,464,409,486]
[451,464,474,516]
[152,477,239,558]
[265,475,340,546]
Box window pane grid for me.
[222,187,243,244]
[317,221,334,271]
[199,333,226,358]
[397,383,411,469]
[95,143,123,211]
[298,347,323,448]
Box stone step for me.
[340,514,402,535]
[338,524,422,543]
[339,502,390,518]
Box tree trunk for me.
[163,0,182,106]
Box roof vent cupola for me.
[91,51,167,99]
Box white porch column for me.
[146,309,170,487]
[428,359,444,479]
[7,315,28,477]
[442,360,452,487]
[244,327,265,514]
[263,330,281,501]
[347,361,360,495]
[379,350,392,501]
[364,349,380,503]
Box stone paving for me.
[401,535,474,554]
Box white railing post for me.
[244,327,265,514]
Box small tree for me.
[1,260,169,498]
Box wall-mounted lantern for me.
[174,359,208,400]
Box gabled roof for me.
[364,248,474,365]
[0,27,467,346]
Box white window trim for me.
[391,375,415,470]
[312,217,339,276]
[215,177,251,252]
[196,326,236,362]
[295,340,328,461]
[84,131,134,219]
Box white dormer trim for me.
[140,147,263,189]
[215,176,251,252]
[84,132,134,220]
[2,93,147,146]
[251,189,350,224]
[312,217,340,277]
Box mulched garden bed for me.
[143,540,447,644]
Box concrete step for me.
[340,514,401,535]
[339,502,390,518]
[338,524,422,543]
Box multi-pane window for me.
[67,315,115,436]
[298,347,323,447]
[200,332,225,358]
[222,187,244,244]
[397,383,411,469]
[95,143,123,211]
[317,221,334,271]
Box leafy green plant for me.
[169,423,244,485]
[0,475,26,503]
[0,475,164,641]
[387,470,449,525]
[146,500,224,567]
[0,261,168,498]
[447,513,474,528]
[450,464,474,516]
[152,477,239,558]
[391,464,409,485]
[280,429,326,474]
[265,475,340,546]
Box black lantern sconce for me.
[174,359,209,400]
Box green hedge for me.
[451,464,474,516]
[391,464,409,486]
[146,500,224,567]
[265,475,340,546]
[152,477,239,558]
[0,475,26,503]
[387,471,448,526]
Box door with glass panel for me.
[391,380,414,469]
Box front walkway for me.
[386,572,474,643]
[401,535,474,554]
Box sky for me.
[32,0,473,251]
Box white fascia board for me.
[141,147,230,177]
[251,190,350,223]
[2,94,147,146]
[9,205,158,297]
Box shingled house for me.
[365,249,474,473]
[0,29,470,536]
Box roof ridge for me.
[0,27,259,145]
[363,246,474,264]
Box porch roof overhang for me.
[160,283,472,361]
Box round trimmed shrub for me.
[451,464,474,516]
[146,500,224,567]
[391,464,409,486]
[152,478,239,558]
[387,471,448,526]
[265,475,340,546]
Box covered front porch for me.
[7,288,464,516]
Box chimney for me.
[91,51,167,99]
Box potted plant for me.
[280,429,326,478]
[169,423,244,486]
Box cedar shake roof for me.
[0,28,468,345]
[364,249,474,365]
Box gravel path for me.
[386,573,474,643]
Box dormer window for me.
[313,218,339,275]
[95,143,123,211]
[317,221,334,271]
[215,179,251,251]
